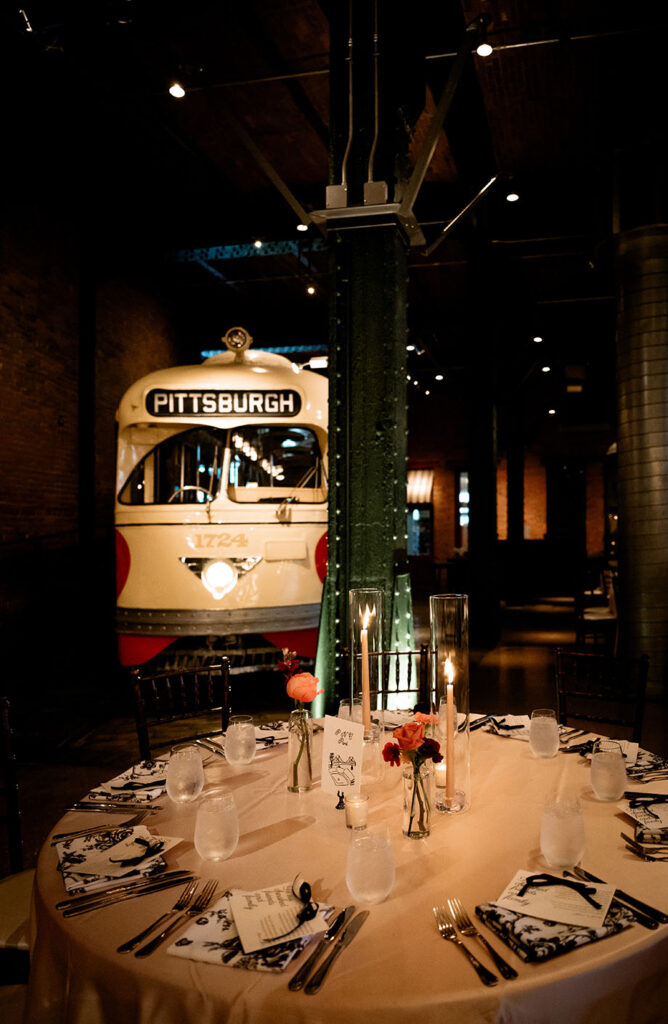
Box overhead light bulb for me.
[435,374,444,381]
[542,365,551,373]
[506,192,519,203]
[476,41,493,57]
[533,335,543,343]
[168,81,186,99]
[548,408,556,416]
[306,284,316,295]
[253,239,263,249]
[297,223,308,232]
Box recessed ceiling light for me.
[533,335,543,343]
[506,192,519,203]
[435,373,444,381]
[476,41,493,57]
[306,285,316,295]
[168,81,186,99]
[548,408,556,415]
[542,366,551,373]
[253,239,263,249]
[297,223,308,232]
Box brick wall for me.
[586,460,605,556]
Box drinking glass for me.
[165,745,205,804]
[590,739,626,801]
[338,698,363,723]
[540,797,585,869]
[345,827,395,904]
[529,708,560,758]
[225,715,256,767]
[361,723,383,789]
[194,789,239,860]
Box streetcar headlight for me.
[202,560,237,599]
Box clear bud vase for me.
[402,763,433,839]
[287,707,313,792]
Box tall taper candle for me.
[445,657,455,800]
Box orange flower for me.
[413,712,439,725]
[286,672,323,703]
[392,720,425,751]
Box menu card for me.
[495,869,615,929]
[622,797,668,830]
[320,714,365,796]
[228,883,328,954]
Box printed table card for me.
[228,883,328,954]
[494,869,615,929]
[320,714,364,796]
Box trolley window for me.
[228,426,326,503]
[119,427,225,505]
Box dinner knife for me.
[59,873,195,916]
[66,801,162,812]
[288,906,355,991]
[304,911,369,995]
[55,869,194,909]
[563,870,659,930]
[571,865,668,925]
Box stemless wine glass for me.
[166,745,205,804]
[540,796,585,869]
[590,739,627,801]
[194,789,239,860]
[345,827,395,905]
[529,708,560,758]
[225,715,256,767]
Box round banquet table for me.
[24,724,668,1024]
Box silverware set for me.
[57,870,196,917]
[134,878,219,957]
[117,878,199,952]
[302,910,369,994]
[620,834,668,861]
[433,905,499,985]
[288,906,356,992]
[446,898,518,980]
[51,809,151,844]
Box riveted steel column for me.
[616,226,668,694]
[324,227,409,703]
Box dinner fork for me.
[51,810,149,844]
[117,878,198,952]
[447,898,518,980]
[433,906,498,986]
[135,878,219,957]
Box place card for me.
[495,869,615,929]
[228,883,328,954]
[622,798,668,830]
[319,714,364,796]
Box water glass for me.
[361,724,383,789]
[166,745,205,804]
[590,739,626,801]
[194,789,239,860]
[338,698,363,723]
[540,796,585,869]
[225,715,256,767]
[345,827,395,904]
[529,708,560,758]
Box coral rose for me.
[392,720,425,751]
[286,672,323,703]
[413,712,439,725]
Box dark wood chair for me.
[555,648,649,743]
[1,697,32,988]
[574,569,618,653]
[130,659,231,761]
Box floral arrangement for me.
[383,721,443,837]
[279,649,323,791]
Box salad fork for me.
[433,906,498,986]
[447,897,517,979]
[117,878,198,952]
[51,810,149,844]
[135,878,219,957]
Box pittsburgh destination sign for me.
[146,388,302,417]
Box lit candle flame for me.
[361,604,375,630]
[445,657,455,684]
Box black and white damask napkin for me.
[55,825,180,895]
[84,760,167,804]
[475,901,633,963]
[167,891,331,972]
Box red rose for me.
[382,742,401,767]
[420,737,443,763]
[393,721,425,751]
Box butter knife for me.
[289,906,355,991]
[571,865,668,924]
[304,911,369,994]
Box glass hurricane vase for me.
[402,762,433,839]
[287,707,313,792]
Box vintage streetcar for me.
[114,327,328,668]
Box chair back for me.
[342,645,432,714]
[130,660,231,760]
[1,698,23,874]
[555,648,648,742]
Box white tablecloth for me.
[25,724,668,1024]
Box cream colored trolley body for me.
[114,329,327,666]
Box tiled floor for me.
[5,596,668,878]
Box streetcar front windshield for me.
[118,425,326,505]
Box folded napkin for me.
[255,722,290,749]
[85,760,167,804]
[485,715,531,739]
[55,825,179,895]
[627,748,668,778]
[167,891,330,972]
[475,901,633,963]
